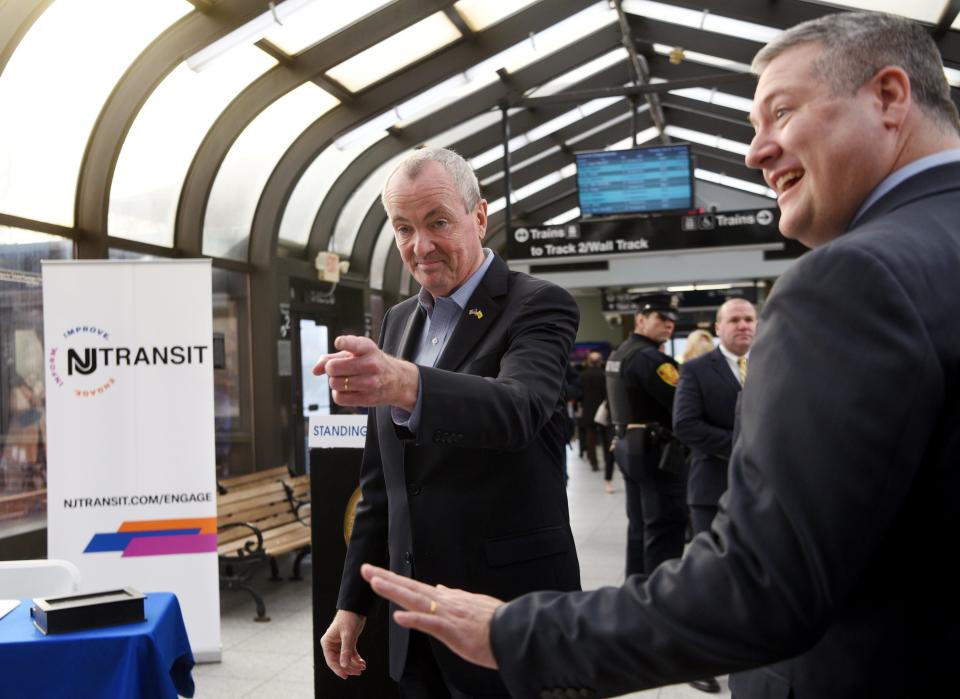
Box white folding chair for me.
[0,559,81,598]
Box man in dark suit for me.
[674,298,757,536]
[360,12,960,698]
[314,147,581,697]
[673,298,756,694]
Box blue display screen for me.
[575,144,693,217]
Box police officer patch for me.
[656,362,679,386]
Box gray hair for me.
[381,146,481,214]
[753,11,960,134]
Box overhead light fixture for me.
[187,0,320,72]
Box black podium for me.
[311,444,397,698]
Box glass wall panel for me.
[0,0,191,226]
[211,268,253,479]
[202,84,339,261]
[326,13,461,91]
[0,228,73,538]
[278,131,386,247]
[264,0,392,55]
[454,0,542,32]
[110,47,277,247]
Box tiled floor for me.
[197,444,731,698]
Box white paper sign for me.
[42,260,220,661]
[309,414,367,449]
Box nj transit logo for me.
[48,324,209,399]
[84,518,217,557]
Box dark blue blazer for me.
[673,347,741,506]
[490,162,960,699]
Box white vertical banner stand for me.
[42,259,221,661]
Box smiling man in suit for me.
[360,12,960,698]
[313,147,581,698]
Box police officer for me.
[606,302,686,577]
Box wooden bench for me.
[217,468,311,621]
[216,465,289,495]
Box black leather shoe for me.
[690,678,721,693]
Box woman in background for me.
[681,329,715,364]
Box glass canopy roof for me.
[1,0,959,293]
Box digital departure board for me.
[575,143,694,217]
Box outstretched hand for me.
[312,335,419,411]
[361,564,502,670]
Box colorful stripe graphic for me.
[85,517,217,557]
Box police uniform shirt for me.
[618,334,679,425]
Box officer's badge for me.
[656,362,679,387]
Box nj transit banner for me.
[42,260,220,661]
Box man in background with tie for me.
[674,298,756,537]
[672,297,756,693]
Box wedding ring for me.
[344,376,349,391]
[428,599,437,614]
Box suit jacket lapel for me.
[709,347,741,393]
[391,300,425,360]
[435,254,508,372]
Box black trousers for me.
[399,631,510,699]
[617,441,686,576]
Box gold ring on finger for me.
[428,599,437,614]
[344,376,349,391]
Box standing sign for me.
[42,260,220,661]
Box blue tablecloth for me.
[0,591,195,699]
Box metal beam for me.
[614,0,668,143]
[934,0,960,39]
[509,72,755,108]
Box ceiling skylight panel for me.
[480,146,563,186]
[606,126,662,151]
[0,0,192,227]
[944,66,960,87]
[667,86,753,113]
[622,0,778,44]
[110,47,277,247]
[486,164,577,214]
[808,1,945,23]
[652,44,751,73]
[264,0,392,55]
[566,108,636,146]
[695,168,775,198]
[664,126,750,156]
[202,84,339,261]
[543,208,581,225]
[454,0,542,32]
[278,130,386,247]
[326,13,461,91]
[528,48,630,98]
[502,2,617,74]
[330,151,407,256]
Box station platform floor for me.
[198,443,731,698]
